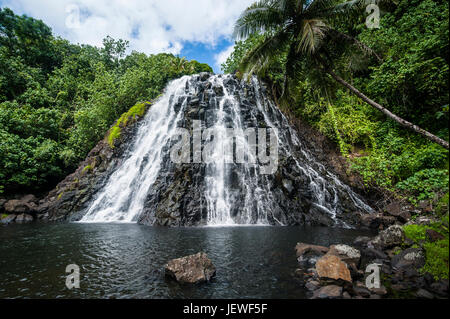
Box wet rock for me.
[295,243,329,268]
[165,252,216,284]
[327,244,361,265]
[311,285,342,299]
[0,214,16,225]
[212,85,224,96]
[14,213,33,223]
[371,225,405,249]
[4,194,38,214]
[425,229,445,242]
[315,254,352,283]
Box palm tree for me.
[234,0,449,150]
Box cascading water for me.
[80,73,373,227]
[81,76,194,222]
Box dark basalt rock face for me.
[136,74,372,227]
[39,73,373,227]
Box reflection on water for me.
[0,223,373,299]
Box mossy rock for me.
[107,102,150,148]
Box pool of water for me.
[0,223,374,299]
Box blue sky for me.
[0,0,254,72]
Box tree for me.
[234,0,449,150]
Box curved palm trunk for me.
[325,68,449,150]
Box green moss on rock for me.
[107,102,149,148]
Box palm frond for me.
[326,28,382,62]
[297,19,327,55]
[239,29,292,77]
[233,1,284,40]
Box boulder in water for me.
[165,252,216,284]
[4,194,37,214]
[0,214,16,225]
[15,213,34,223]
[295,243,329,268]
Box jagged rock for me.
[315,254,352,283]
[391,248,425,271]
[165,252,216,284]
[385,202,411,223]
[295,243,329,268]
[327,244,361,265]
[360,214,382,229]
[371,225,405,249]
[381,215,397,227]
[425,229,445,242]
[311,285,342,299]
[4,194,37,214]
[15,213,33,223]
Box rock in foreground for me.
[165,252,216,284]
[315,254,352,283]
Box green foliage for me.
[422,239,449,280]
[396,169,449,204]
[403,224,428,243]
[0,8,212,194]
[82,165,93,173]
[225,0,449,205]
[403,216,449,280]
[107,126,121,149]
[107,102,148,148]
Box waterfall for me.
[80,73,373,226]
[81,76,193,222]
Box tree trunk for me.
[325,68,449,150]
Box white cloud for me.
[1,0,253,55]
[214,44,235,72]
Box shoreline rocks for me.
[295,226,449,299]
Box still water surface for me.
[0,223,373,299]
